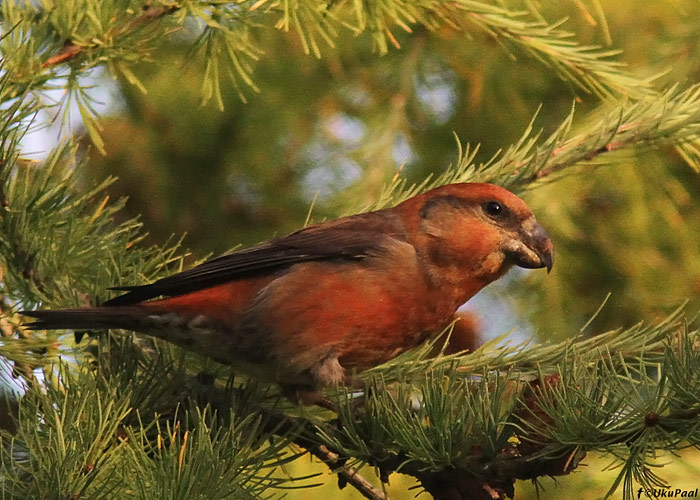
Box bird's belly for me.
[335,300,455,370]
[256,263,458,375]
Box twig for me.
[261,410,389,500]
[182,366,700,500]
[42,4,180,68]
[312,444,389,500]
[187,379,389,500]
[529,133,632,183]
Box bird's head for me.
[403,183,554,287]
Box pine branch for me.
[5,313,695,500]
[485,84,700,185]
[179,373,391,500]
[41,4,180,68]
[250,0,650,97]
[449,1,651,99]
[324,313,699,500]
[364,83,700,213]
[309,445,389,500]
[0,0,654,160]
[2,0,650,111]
[0,339,296,499]
[2,2,699,499]
[150,308,698,500]
[363,305,686,383]
[0,75,191,375]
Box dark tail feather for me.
[103,285,157,306]
[21,307,152,332]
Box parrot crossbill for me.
[23,183,553,398]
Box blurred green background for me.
[35,0,700,497]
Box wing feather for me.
[105,211,404,306]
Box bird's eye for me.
[484,201,503,218]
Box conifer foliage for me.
[1,2,700,499]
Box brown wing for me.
[104,210,405,306]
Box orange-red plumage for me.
[23,183,553,394]
[143,278,274,325]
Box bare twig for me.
[312,445,389,500]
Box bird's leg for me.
[344,375,374,416]
[280,356,365,412]
[346,376,423,417]
[281,352,348,411]
[281,384,337,411]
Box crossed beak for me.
[504,217,554,273]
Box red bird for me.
[24,183,553,398]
